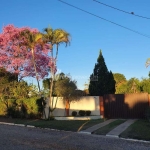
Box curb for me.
[26,125,35,128]
[78,131,91,134]
[0,122,14,126]
[106,134,119,138]
[0,122,34,128]
[120,137,150,143]
[14,124,25,127]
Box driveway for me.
[0,124,150,150]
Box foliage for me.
[43,73,79,101]
[140,78,150,93]
[36,97,46,118]
[72,111,77,116]
[55,73,77,98]
[43,27,70,118]
[0,80,34,111]
[0,24,71,118]
[0,25,50,83]
[6,101,27,118]
[0,69,32,111]
[83,82,90,95]
[0,96,44,118]
[79,110,86,116]
[107,71,116,94]
[126,78,141,93]
[0,67,18,83]
[113,73,127,94]
[42,77,56,97]
[43,78,50,90]
[85,110,91,116]
[89,50,115,96]
[113,74,150,94]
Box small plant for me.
[79,110,85,116]
[72,111,77,116]
[85,110,91,116]
[48,116,55,120]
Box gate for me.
[103,93,149,119]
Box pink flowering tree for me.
[0,24,70,119]
[0,25,50,92]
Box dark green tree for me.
[89,50,115,96]
[0,67,17,83]
[107,71,116,94]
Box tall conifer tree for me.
[89,50,115,96]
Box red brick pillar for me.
[65,100,69,116]
[99,96,104,118]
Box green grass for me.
[93,119,126,135]
[0,117,104,132]
[120,120,150,141]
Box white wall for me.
[69,96,100,116]
[44,96,100,118]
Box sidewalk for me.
[79,119,137,137]
[106,119,137,138]
[79,119,116,134]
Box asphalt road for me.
[0,124,150,150]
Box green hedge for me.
[0,96,46,118]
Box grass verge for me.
[93,119,126,135]
[120,119,150,141]
[0,117,104,132]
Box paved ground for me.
[80,119,116,134]
[0,124,150,150]
[106,119,137,137]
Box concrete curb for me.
[26,125,35,128]
[14,124,25,127]
[78,131,91,134]
[106,134,119,138]
[120,137,150,143]
[0,122,14,126]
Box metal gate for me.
[103,93,149,119]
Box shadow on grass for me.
[0,117,105,132]
[93,119,126,135]
[120,119,150,141]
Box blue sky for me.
[1,0,150,90]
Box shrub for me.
[7,106,16,118]
[85,110,91,116]
[2,96,42,119]
[72,111,77,116]
[79,110,85,116]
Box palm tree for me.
[43,27,70,118]
[20,30,43,92]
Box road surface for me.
[0,124,150,150]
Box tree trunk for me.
[31,48,41,92]
[49,77,54,118]
[48,45,59,119]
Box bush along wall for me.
[79,110,86,116]
[0,96,46,119]
[72,111,77,116]
[85,110,91,116]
